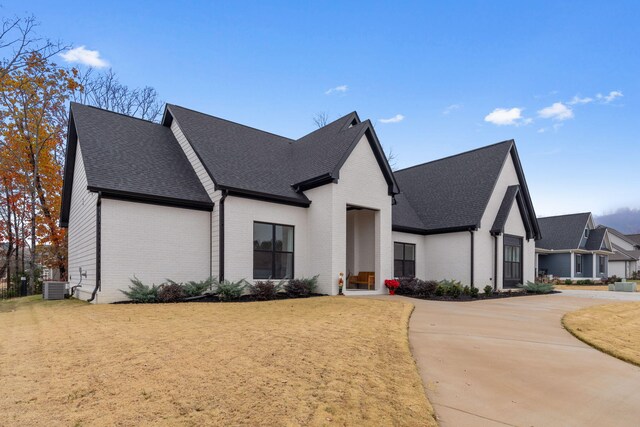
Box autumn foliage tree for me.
[0,52,79,288]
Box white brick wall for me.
[98,199,211,303]
[67,142,98,301]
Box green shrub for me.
[121,276,160,303]
[414,280,438,297]
[564,279,573,285]
[483,285,493,296]
[247,280,283,300]
[397,277,419,295]
[470,285,479,298]
[447,284,462,298]
[182,277,215,297]
[158,281,186,303]
[520,281,555,294]
[462,285,471,296]
[285,275,319,297]
[434,285,445,297]
[216,279,247,301]
[584,279,593,285]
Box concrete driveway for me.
[402,292,640,426]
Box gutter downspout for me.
[88,192,102,303]
[469,229,475,287]
[493,234,498,291]
[219,190,228,281]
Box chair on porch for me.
[348,271,375,290]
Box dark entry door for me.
[504,235,523,288]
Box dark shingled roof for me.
[60,103,213,226]
[627,234,640,246]
[596,225,638,247]
[165,105,397,204]
[584,227,607,250]
[491,185,520,234]
[392,140,540,238]
[610,244,640,261]
[536,213,591,250]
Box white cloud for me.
[379,114,405,124]
[596,90,623,103]
[483,107,529,126]
[325,85,348,95]
[59,46,108,68]
[538,102,574,121]
[568,95,593,105]
[537,128,546,133]
[442,104,462,115]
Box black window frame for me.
[584,229,589,238]
[575,254,583,274]
[253,221,294,280]
[503,235,523,288]
[394,242,416,278]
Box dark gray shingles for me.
[71,103,211,204]
[627,234,640,247]
[392,193,426,230]
[536,213,591,250]
[584,227,606,250]
[491,185,520,234]
[392,140,514,232]
[610,244,640,261]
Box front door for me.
[504,235,523,288]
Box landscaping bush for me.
[217,279,247,301]
[434,285,445,296]
[121,276,160,303]
[462,285,471,296]
[447,284,462,298]
[247,280,283,300]
[396,277,419,295]
[182,277,215,297]
[413,280,437,297]
[584,279,594,285]
[284,275,319,297]
[520,281,555,294]
[564,279,573,285]
[470,285,479,298]
[158,281,186,303]
[483,285,493,297]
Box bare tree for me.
[0,14,66,79]
[73,68,163,122]
[313,112,329,128]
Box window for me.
[253,222,294,279]
[584,229,589,238]
[575,254,583,274]
[503,235,522,287]
[394,242,415,278]
[599,255,606,274]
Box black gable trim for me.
[59,109,78,228]
[490,185,537,240]
[88,187,213,212]
[223,186,311,207]
[329,121,400,195]
[393,224,477,235]
[292,173,337,192]
[508,144,542,240]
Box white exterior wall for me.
[608,261,628,279]
[424,232,471,283]
[223,196,309,284]
[67,142,98,301]
[170,119,223,278]
[307,135,393,295]
[98,199,211,303]
[391,231,427,279]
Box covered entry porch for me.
[345,206,378,291]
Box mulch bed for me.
[397,290,560,302]
[112,293,327,304]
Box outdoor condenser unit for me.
[43,281,67,300]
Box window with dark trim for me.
[253,222,294,279]
[599,255,606,274]
[575,254,583,274]
[394,242,415,278]
[584,229,589,239]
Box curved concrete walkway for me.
[391,292,640,426]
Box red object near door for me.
[389,289,396,295]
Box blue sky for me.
[4,1,639,216]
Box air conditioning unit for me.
[44,281,67,300]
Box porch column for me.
[570,251,574,279]
[592,254,597,279]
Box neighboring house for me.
[536,213,613,280]
[61,103,540,303]
[597,225,640,279]
[625,233,640,249]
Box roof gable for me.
[392,140,540,237]
[536,212,592,250]
[60,103,212,226]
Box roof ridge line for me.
[394,139,514,173]
[294,111,358,143]
[168,103,295,142]
[70,102,158,125]
[538,212,592,220]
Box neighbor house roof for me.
[584,227,607,250]
[625,233,640,248]
[392,140,541,239]
[596,225,639,248]
[60,103,213,226]
[536,212,594,250]
[609,243,640,261]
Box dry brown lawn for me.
[0,296,435,426]
[563,302,640,367]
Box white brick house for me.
[61,103,540,303]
